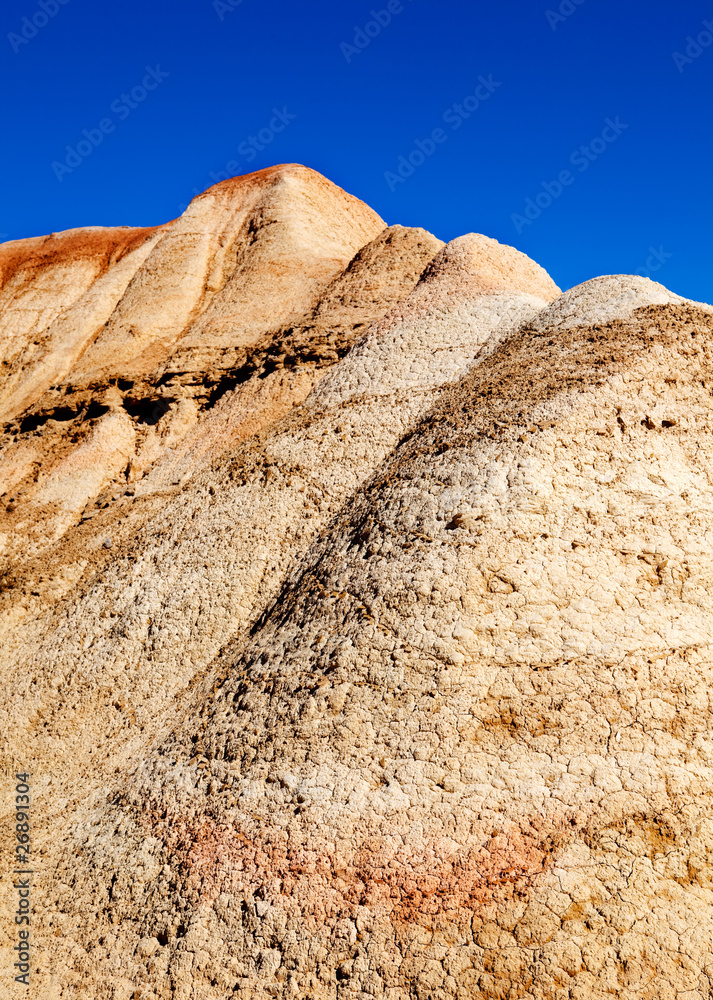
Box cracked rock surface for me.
[1,164,712,999]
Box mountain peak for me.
[2,166,712,1000]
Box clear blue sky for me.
[2,0,711,301]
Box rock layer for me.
[1,165,712,1000]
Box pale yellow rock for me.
[1,164,712,1000]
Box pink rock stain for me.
[146,808,558,929]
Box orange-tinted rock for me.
[3,165,711,1000]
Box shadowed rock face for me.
[1,165,712,1000]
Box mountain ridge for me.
[1,165,712,1000]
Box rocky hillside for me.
[2,164,713,999]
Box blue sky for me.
[2,0,711,302]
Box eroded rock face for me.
[1,164,712,1000]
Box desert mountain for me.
[1,165,713,999]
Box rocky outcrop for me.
[1,164,712,1000]
[0,166,441,582]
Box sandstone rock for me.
[1,164,711,1000]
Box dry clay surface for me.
[1,164,713,999]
